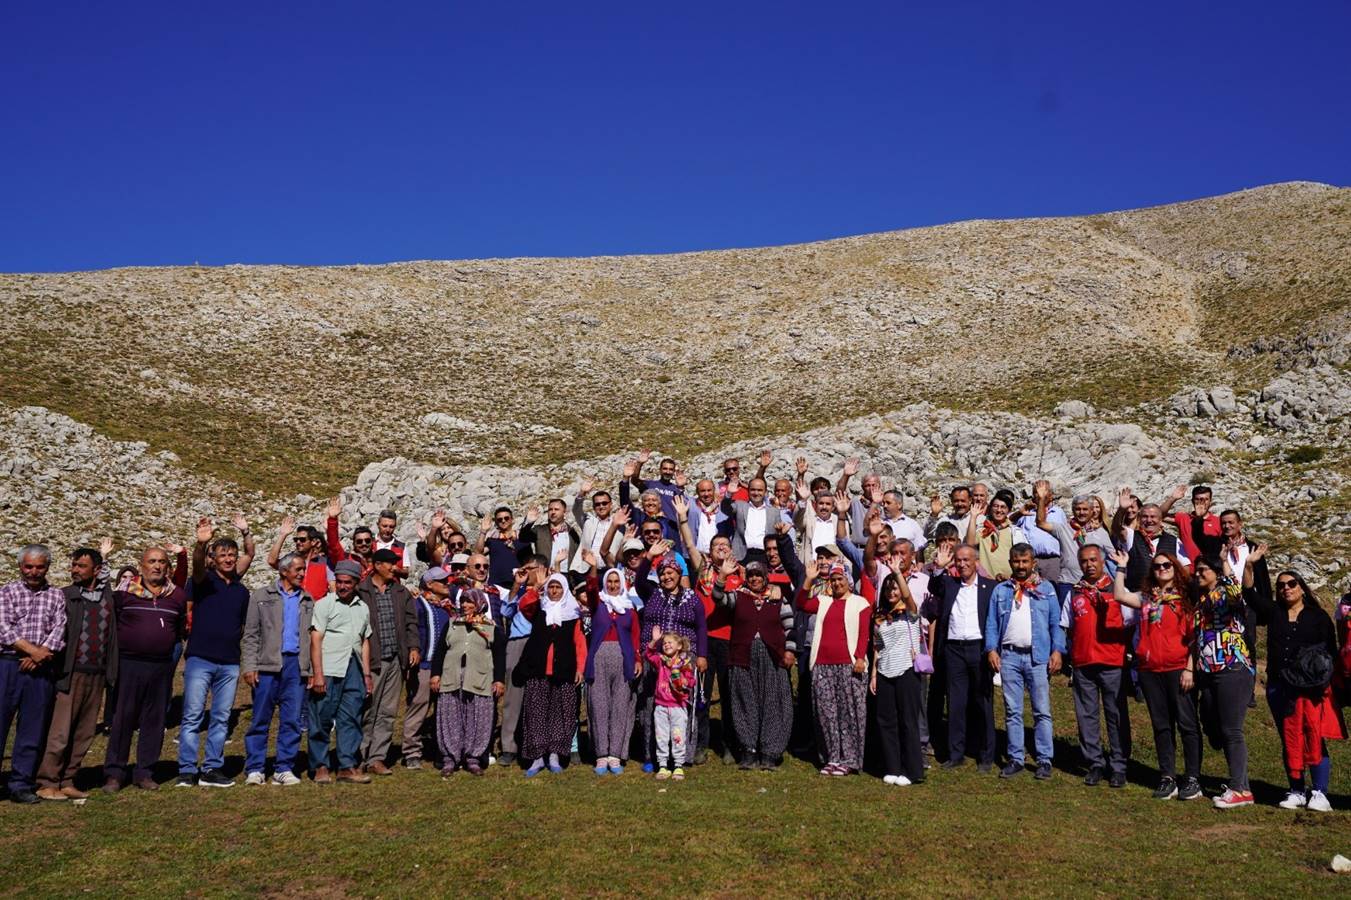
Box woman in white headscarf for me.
[513,572,587,776]
[581,555,645,774]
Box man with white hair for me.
[1032,483,1113,599]
[0,545,67,804]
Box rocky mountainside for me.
[1,181,1348,588]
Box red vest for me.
[1067,580,1130,667]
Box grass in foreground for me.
[3,672,1349,898]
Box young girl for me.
[870,573,925,786]
[430,589,496,775]
[513,573,587,777]
[645,627,695,780]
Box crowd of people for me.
[2,450,1349,811]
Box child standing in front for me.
[645,627,695,780]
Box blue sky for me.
[4,1,1348,272]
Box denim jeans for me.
[178,656,240,774]
[1000,648,1053,765]
[244,653,305,774]
[308,655,367,772]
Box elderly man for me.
[0,545,67,804]
[1017,481,1070,582]
[308,560,373,784]
[372,509,412,580]
[268,510,334,601]
[402,567,454,770]
[986,544,1064,780]
[357,548,419,774]
[1122,501,1187,591]
[37,543,117,801]
[924,485,974,543]
[1032,482,1113,600]
[931,544,997,772]
[179,517,254,788]
[1060,544,1133,788]
[240,552,315,786]
[103,546,188,793]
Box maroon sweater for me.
[114,584,188,661]
[725,587,795,667]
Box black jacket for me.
[55,581,119,692]
[929,572,998,661]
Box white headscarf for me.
[598,567,638,617]
[542,573,582,627]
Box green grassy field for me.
[3,673,1348,898]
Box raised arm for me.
[192,518,214,583]
[672,496,703,573]
[1033,483,1056,535]
[835,457,859,494]
[753,449,772,484]
[267,515,295,569]
[1108,550,1143,608]
[232,513,256,575]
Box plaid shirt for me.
[0,579,67,652]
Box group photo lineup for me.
[3,0,1349,896]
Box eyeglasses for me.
[1277,580,1299,591]
[724,467,739,474]
[641,530,661,537]
[354,539,373,546]
[1152,563,1173,571]
[448,542,467,550]
[494,517,512,524]
[469,563,488,570]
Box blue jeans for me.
[0,657,55,792]
[178,657,240,774]
[307,656,366,772]
[244,653,304,774]
[1000,648,1053,765]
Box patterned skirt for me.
[812,663,866,769]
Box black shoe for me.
[1000,761,1024,778]
[1152,777,1178,800]
[174,774,196,788]
[1035,762,1053,781]
[1178,777,1203,801]
[1084,767,1103,786]
[940,758,966,770]
[692,749,708,766]
[759,757,781,771]
[497,752,516,766]
[9,789,40,805]
[198,769,234,788]
[1109,772,1126,789]
[977,762,994,774]
[739,755,758,770]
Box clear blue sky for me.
[4,1,1349,272]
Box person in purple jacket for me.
[633,545,707,768]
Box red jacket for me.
[1065,578,1130,667]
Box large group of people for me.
[2,450,1349,812]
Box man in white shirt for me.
[374,509,412,579]
[933,545,996,772]
[688,479,728,555]
[570,478,624,575]
[794,490,839,558]
[879,491,926,554]
[924,486,974,543]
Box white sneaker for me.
[1212,786,1254,809]
[1279,790,1307,809]
[883,774,912,786]
[244,771,266,786]
[271,771,302,787]
[1307,790,1332,812]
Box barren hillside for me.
[1,181,1348,583]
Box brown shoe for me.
[313,766,332,784]
[366,761,393,777]
[36,787,68,802]
[337,767,372,784]
[61,786,91,800]
[102,778,123,794]
[134,777,159,791]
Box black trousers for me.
[697,638,734,756]
[876,668,924,781]
[104,657,173,783]
[944,640,994,765]
[1137,668,1201,780]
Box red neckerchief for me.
[981,518,1004,549]
[697,502,719,525]
[1012,572,1041,608]
[1141,530,1159,554]
[1070,520,1087,545]
[1075,574,1114,605]
[1227,537,1245,567]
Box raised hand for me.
[1109,548,1130,568]
[843,457,859,477]
[622,459,637,480]
[99,536,114,558]
[931,543,954,571]
[672,495,689,520]
[232,512,249,533]
[651,624,662,643]
[525,505,540,524]
[796,480,811,501]
[612,506,630,526]
[279,514,296,537]
[774,520,790,535]
[795,456,808,478]
[929,494,943,517]
[867,514,883,537]
[164,541,184,556]
[804,560,820,583]
[581,548,599,569]
[637,448,652,465]
[624,524,639,541]
[1118,486,1133,509]
[326,495,342,519]
[720,556,738,577]
[1248,542,1268,563]
[1168,483,1188,503]
[674,468,688,489]
[1034,481,1050,503]
[579,476,594,495]
[479,515,494,538]
[758,449,773,469]
[648,540,673,560]
[195,517,215,544]
[972,495,989,517]
[430,509,445,530]
[416,523,428,541]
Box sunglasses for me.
[594,499,611,505]
[1277,580,1299,590]
[448,542,467,550]
[469,563,488,570]
[1152,563,1173,571]
[725,467,739,474]
[494,517,512,524]
[354,539,373,546]
[642,531,661,537]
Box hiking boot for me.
[366,761,393,777]
[60,786,90,800]
[134,777,160,791]
[1108,772,1126,788]
[102,778,123,794]
[313,767,332,784]
[1152,777,1178,800]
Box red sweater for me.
[1136,591,1193,673]
[1065,578,1130,667]
[519,588,588,676]
[795,589,870,665]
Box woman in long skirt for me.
[430,588,496,775]
[582,559,643,774]
[514,573,587,777]
[796,560,870,775]
[714,560,796,769]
